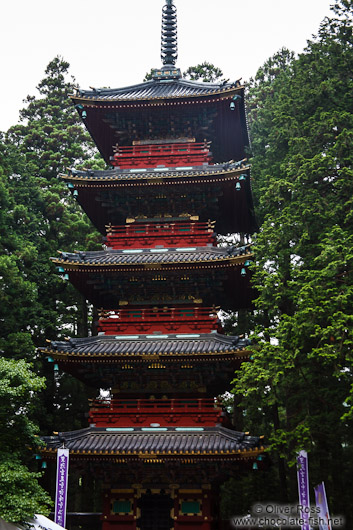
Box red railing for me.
[105,221,216,249]
[90,398,219,411]
[97,306,222,335]
[111,141,212,169]
[88,398,229,428]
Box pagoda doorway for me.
[137,490,174,530]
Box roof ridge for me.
[71,79,242,101]
[52,332,244,345]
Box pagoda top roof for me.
[42,425,263,459]
[72,79,243,104]
[70,0,250,166]
[53,245,251,269]
[70,1,240,106]
[43,332,250,360]
[71,81,248,166]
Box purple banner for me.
[54,448,69,527]
[297,450,311,530]
[314,482,331,530]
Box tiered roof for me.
[74,78,242,102]
[63,161,256,234]
[41,333,250,393]
[54,245,250,266]
[42,426,263,461]
[71,81,248,164]
[45,332,250,358]
[40,0,263,470]
[53,246,253,309]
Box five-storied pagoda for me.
[41,1,264,528]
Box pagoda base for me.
[101,484,220,530]
[42,426,263,530]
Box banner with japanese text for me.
[314,482,331,530]
[54,448,69,528]
[297,450,310,530]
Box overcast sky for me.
[0,0,334,132]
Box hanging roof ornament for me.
[161,0,178,66]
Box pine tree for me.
[183,62,227,83]
[232,0,353,521]
[2,57,104,436]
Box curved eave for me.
[61,164,257,236]
[70,82,248,168]
[41,447,264,461]
[70,84,244,105]
[40,347,251,362]
[62,163,250,185]
[51,252,252,270]
[40,425,264,461]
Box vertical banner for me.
[297,450,311,530]
[55,448,69,528]
[314,482,331,530]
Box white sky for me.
[0,0,334,132]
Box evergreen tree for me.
[0,357,52,523]
[232,0,353,522]
[183,61,227,83]
[2,57,104,436]
[144,62,227,83]
[5,57,103,343]
[0,58,107,520]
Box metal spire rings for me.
[161,0,178,66]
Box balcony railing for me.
[105,221,216,249]
[90,398,220,411]
[111,141,212,169]
[97,305,222,335]
[88,398,229,428]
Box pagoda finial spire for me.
[161,0,178,66]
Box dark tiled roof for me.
[53,246,251,268]
[44,333,250,359]
[63,161,248,184]
[72,79,242,103]
[42,426,262,457]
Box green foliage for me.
[0,358,44,457]
[143,68,155,81]
[8,57,95,180]
[144,62,227,83]
[0,358,51,523]
[221,470,280,518]
[0,57,101,522]
[0,256,37,339]
[232,0,353,519]
[0,461,52,523]
[183,61,227,83]
[1,57,102,346]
